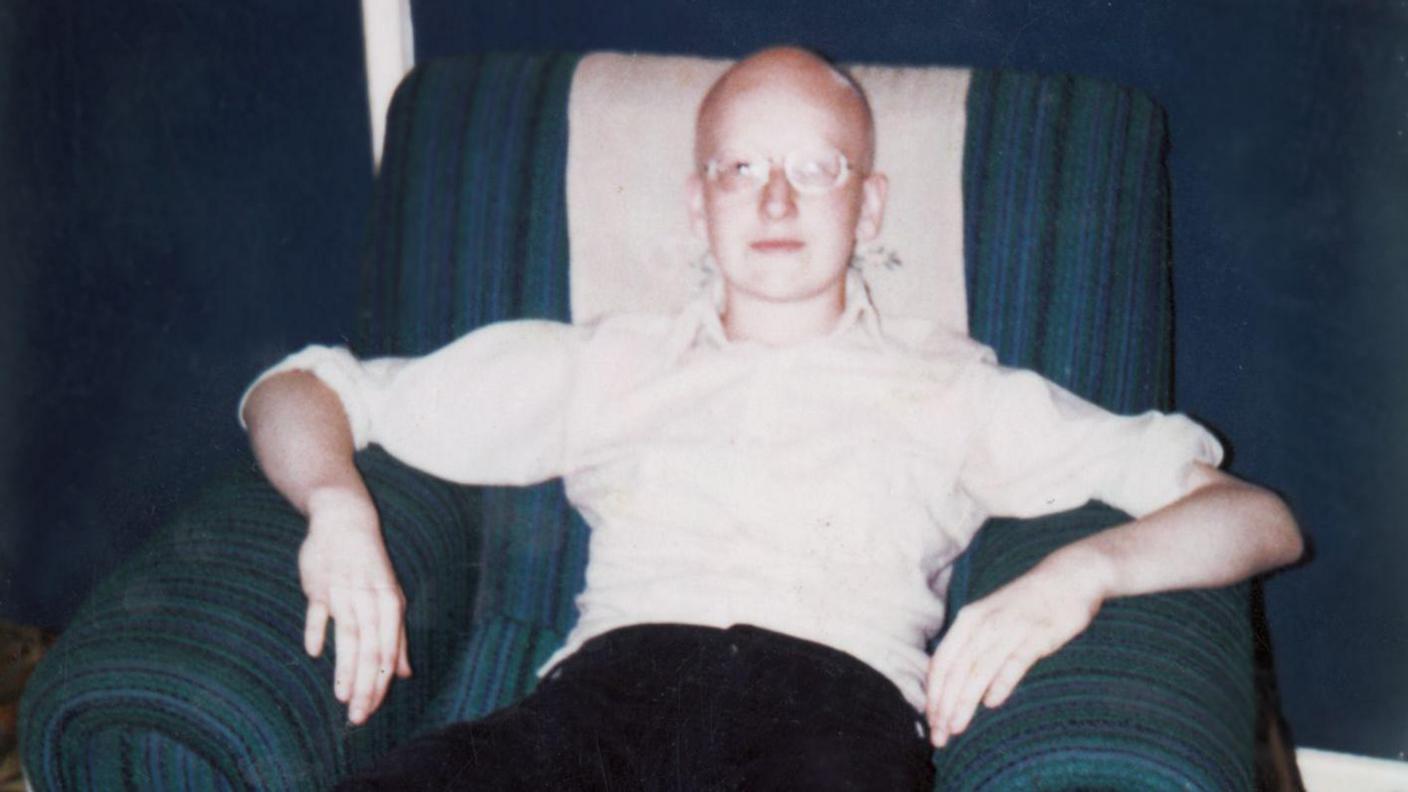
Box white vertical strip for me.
[360,0,415,170]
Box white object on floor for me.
[1298,747,1408,792]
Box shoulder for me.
[578,311,677,358]
[446,312,677,370]
[879,317,997,368]
[570,311,680,386]
[584,311,677,341]
[430,318,587,364]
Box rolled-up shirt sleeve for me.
[958,365,1224,520]
[237,320,582,486]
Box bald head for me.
[685,46,890,342]
[695,47,876,172]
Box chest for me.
[569,347,974,538]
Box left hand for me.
[925,547,1110,748]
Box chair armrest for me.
[935,502,1255,791]
[20,448,480,791]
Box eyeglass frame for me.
[702,148,857,196]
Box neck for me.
[721,284,846,347]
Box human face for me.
[689,78,887,310]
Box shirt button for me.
[728,643,739,656]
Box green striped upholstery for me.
[354,53,590,734]
[942,69,1253,788]
[964,69,1174,414]
[358,53,580,355]
[20,448,479,790]
[940,506,1254,790]
[22,53,1252,790]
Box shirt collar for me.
[665,268,886,362]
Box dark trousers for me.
[337,624,935,791]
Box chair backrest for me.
[361,51,1172,413]
[357,51,1174,720]
[564,52,970,332]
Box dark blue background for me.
[1,0,371,614]
[3,0,1405,759]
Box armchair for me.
[21,51,1254,790]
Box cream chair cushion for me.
[566,52,971,332]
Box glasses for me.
[703,149,853,195]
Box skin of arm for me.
[925,462,1303,747]
[243,370,412,725]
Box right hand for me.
[298,487,412,725]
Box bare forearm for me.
[1056,463,1303,600]
[245,370,411,723]
[243,370,370,515]
[927,465,1302,744]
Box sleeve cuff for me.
[1106,412,1225,518]
[236,345,376,450]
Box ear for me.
[686,173,708,239]
[854,172,889,242]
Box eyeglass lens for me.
[709,151,847,194]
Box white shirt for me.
[241,271,1223,712]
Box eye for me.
[709,154,766,191]
[787,151,847,192]
[730,157,761,178]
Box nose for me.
[759,166,796,220]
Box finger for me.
[982,644,1041,710]
[396,624,413,678]
[304,600,330,657]
[938,619,1016,737]
[927,610,978,723]
[935,645,977,738]
[348,595,382,724]
[927,613,983,747]
[945,629,1026,738]
[330,599,359,704]
[926,647,955,747]
[369,590,403,714]
[934,617,990,729]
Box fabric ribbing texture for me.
[939,505,1255,790]
[963,68,1174,415]
[940,68,1253,789]
[18,448,480,790]
[354,52,589,731]
[359,52,580,356]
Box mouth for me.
[749,239,805,253]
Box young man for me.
[242,47,1302,790]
